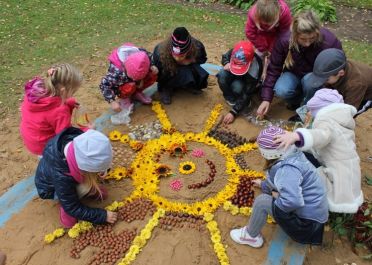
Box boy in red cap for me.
[217,40,263,124]
[99,43,158,112]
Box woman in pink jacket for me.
[20,63,83,156]
[245,0,292,79]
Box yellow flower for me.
[213,242,225,253]
[68,229,80,239]
[129,140,144,151]
[140,229,152,240]
[120,134,130,144]
[239,207,252,216]
[230,206,239,215]
[223,201,232,211]
[203,213,214,222]
[44,234,55,244]
[53,228,65,237]
[211,233,221,243]
[109,130,122,141]
[112,167,127,180]
[133,236,146,247]
[179,161,196,175]
[206,221,218,232]
[129,244,141,255]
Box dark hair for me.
[158,36,198,76]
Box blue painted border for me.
[0,62,306,265]
[0,176,37,227]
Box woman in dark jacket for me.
[257,10,342,117]
[152,27,208,104]
[35,127,117,228]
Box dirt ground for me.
[0,10,371,265]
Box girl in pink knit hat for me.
[20,63,85,156]
[275,88,363,214]
[99,43,158,112]
[230,126,328,248]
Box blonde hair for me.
[255,0,280,25]
[285,10,322,68]
[81,171,104,200]
[44,63,83,101]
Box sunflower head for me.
[155,164,171,177]
[179,161,196,175]
[169,143,187,157]
[109,130,122,141]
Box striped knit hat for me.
[171,27,191,56]
[257,126,286,160]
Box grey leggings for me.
[247,193,273,237]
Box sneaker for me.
[225,99,236,106]
[230,227,264,248]
[133,91,152,104]
[160,91,171,105]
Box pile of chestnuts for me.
[230,176,255,208]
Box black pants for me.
[158,64,209,93]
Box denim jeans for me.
[274,72,316,105]
[217,69,252,103]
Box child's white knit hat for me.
[73,130,113,172]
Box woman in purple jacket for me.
[257,11,342,117]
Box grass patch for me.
[334,0,372,9]
[0,0,371,115]
[342,40,372,65]
[0,0,244,114]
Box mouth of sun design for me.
[45,102,272,265]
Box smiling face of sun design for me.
[109,102,263,217]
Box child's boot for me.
[59,205,77,228]
[134,91,152,104]
[230,226,264,248]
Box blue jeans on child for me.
[217,69,257,105]
[274,72,318,105]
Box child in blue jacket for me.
[35,128,117,228]
[230,126,328,247]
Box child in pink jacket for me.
[245,0,291,79]
[99,43,158,112]
[20,63,83,155]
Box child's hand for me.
[271,191,279,199]
[223,63,231,71]
[256,101,270,117]
[252,179,262,188]
[110,101,121,112]
[223,113,235,124]
[150,65,159,75]
[106,211,118,224]
[274,131,300,150]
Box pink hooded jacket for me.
[245,0,292,53]
[20,77,76,155]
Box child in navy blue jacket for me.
[230,126,328,248]
[35,128,117,228]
